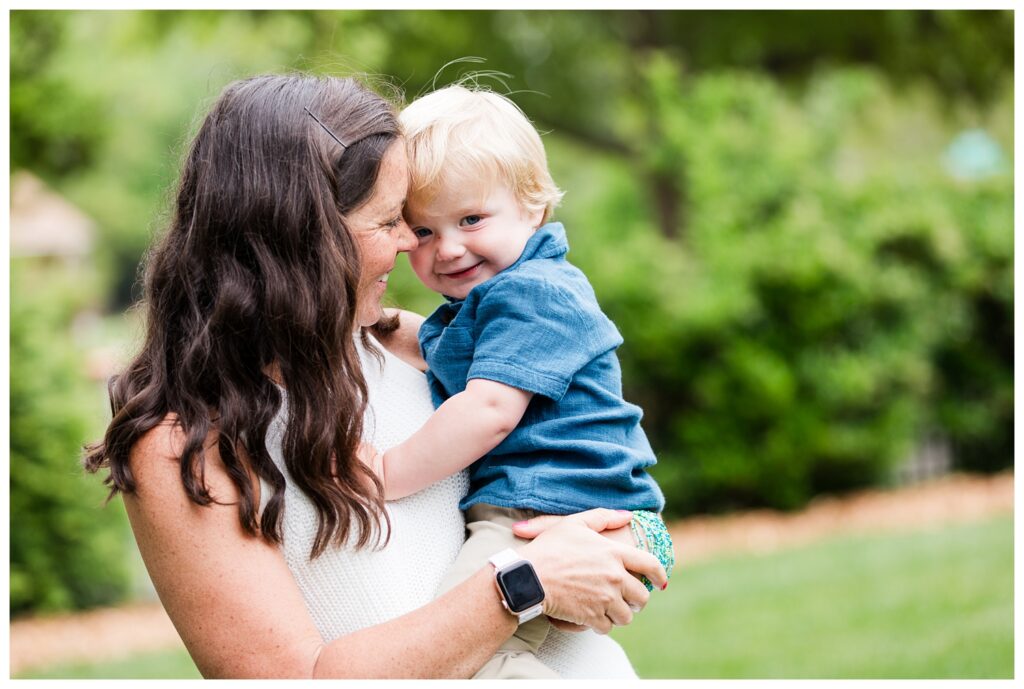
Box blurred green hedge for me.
[554,63,1012,516]
[10,266,132,614]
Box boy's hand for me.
[381,308,427,371]
[357,442,385,477]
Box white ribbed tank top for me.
[259,334,636,678]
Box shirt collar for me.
[514,222,569,266]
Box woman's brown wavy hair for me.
[83,74,400,558]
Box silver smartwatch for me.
[488,548,546,624]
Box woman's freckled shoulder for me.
[127,414,249,506]
[129,415,185,470]
[128,414,216,485]
[121,415,190,508]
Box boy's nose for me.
[436,237,466,262]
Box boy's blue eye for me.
[413,227,432,239]
[462,215,482,226]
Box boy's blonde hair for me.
[399,85,564,223]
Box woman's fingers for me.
[620,545,668,591]
[601,523,635,548]
[603,596,634,631]
[590,615,613,635]
[569,508,634,534]
[510,514,566,539]
[622,573,650,613]
[512,509,633,539]
[595,575,649,634]
[553,575,647,635]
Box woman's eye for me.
[413,227,432,239]
[461,215,482,226]
[383,217,402,230]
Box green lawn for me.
[17,516,1013,679]
[613,515,1014,678]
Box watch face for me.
[497,562,545,613]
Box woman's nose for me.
[395,219,417,253]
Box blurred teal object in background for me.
[943,128,1007,180]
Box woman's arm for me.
[126,420,665,678]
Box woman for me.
[84,74,665,679]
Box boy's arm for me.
[378,378,533,500]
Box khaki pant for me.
[438,504,559,679]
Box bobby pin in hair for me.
[304,106,349,150]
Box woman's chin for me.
[356,304,385,328]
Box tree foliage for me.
[558,63,1011,513]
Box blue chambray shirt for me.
[418,223,665,514]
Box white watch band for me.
[515,605,544,624]
[488,548,523,570]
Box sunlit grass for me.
[17,646,200,679]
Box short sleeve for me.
[467,274,622,401]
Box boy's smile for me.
[441,262,484,280]
[405,178,544,300]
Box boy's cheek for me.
[407,252,434,282]
[407,247,427,267]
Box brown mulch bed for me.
[670,470,1014,565]
[9,471,1013,676]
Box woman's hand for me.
[515,509,667,635]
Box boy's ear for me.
[526,205,546,230]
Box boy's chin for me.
[444,280,486,301]
[430,280,468,301]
